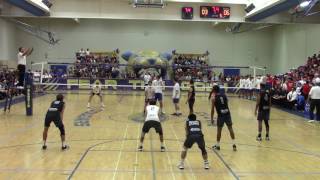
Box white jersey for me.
[255,78,262,89]
[144,74,151,85]
[172,82,180,99]
[17,52,26,65]
[145,105,160,122]
[145,86,155,100]
[239,78,244,88]
[152,79,164,94]
[92,84,102,94]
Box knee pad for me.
[58,125,65,136]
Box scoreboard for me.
[200,6,231,19]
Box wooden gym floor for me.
[0,92,320,180]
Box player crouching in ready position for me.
[138,100,165,152]
[178,114,209,170]
[42,94,69,150]
[87,81,105,109]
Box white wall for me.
[14,18,273,73]
[271,24,320,74]
[0,18,16,63]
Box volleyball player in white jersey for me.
[172,78,181,116]
[144,81,155,114]
[138,100,165,152]
[87,81,105,109]
[152,75,165,114]
[239,76,245,98]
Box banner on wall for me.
[40,78,235,92]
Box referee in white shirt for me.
[17,47,33,87]
[308,78,320,122]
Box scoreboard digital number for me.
[182,7,194,19]
[200,6,231,19]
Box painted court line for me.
[112,124,129,180]
[170,125,196,180]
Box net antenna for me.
[7,18,60,45]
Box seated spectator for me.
[287,87,298,109]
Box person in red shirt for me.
[302,81,311,100]
[287,79,294,93]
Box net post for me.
[25,72,33,116]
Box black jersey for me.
[186,120,203,136]
[47,100,64,112]
[214,94,230,117]
[258,90,271,112]
[190,85,195,100]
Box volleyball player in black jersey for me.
[186,79,195,115]
[178,114,209,170]
[42,94,69,150]
[255,83,271,141]
[211,85,237,151]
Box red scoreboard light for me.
[200,6,230,19]
[182,7,194,19]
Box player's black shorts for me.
[142,120,163,135]
[91,92,100,96]
[257,110,270,121]
[44,111,63,128]
[145,98,154,103]
[184,134,205,149]
[217,115,233,127]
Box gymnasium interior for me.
[0,0,320,179]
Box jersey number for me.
[220,97,225,105]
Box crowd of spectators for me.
[0,69,18,100]
[268,53,320,111]
[172,55,210,81]
[70,48,120,78]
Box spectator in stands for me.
[287,87,297,109]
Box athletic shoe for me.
[87,103,90,108]
[178,162,184,170]
[160,146,166,152]
[233,144,237,151]
[61,145,69,150]
[265,135,270,141]
[171,113,178,116]
[42,145,47,150]
[204,161,210,170]
[138,145,143,151]
[212,145,220,150]
[308,120,315,123]
[101,104,105,108]
[256,136,262,141]
[161,111,166,115]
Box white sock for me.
[161,142,164,147]
[180,159,185,164]
[139,142,143,147]
[232,139,236,145]
[62,141,66,147]
[43,140,46,146]
[216,141,220,146]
